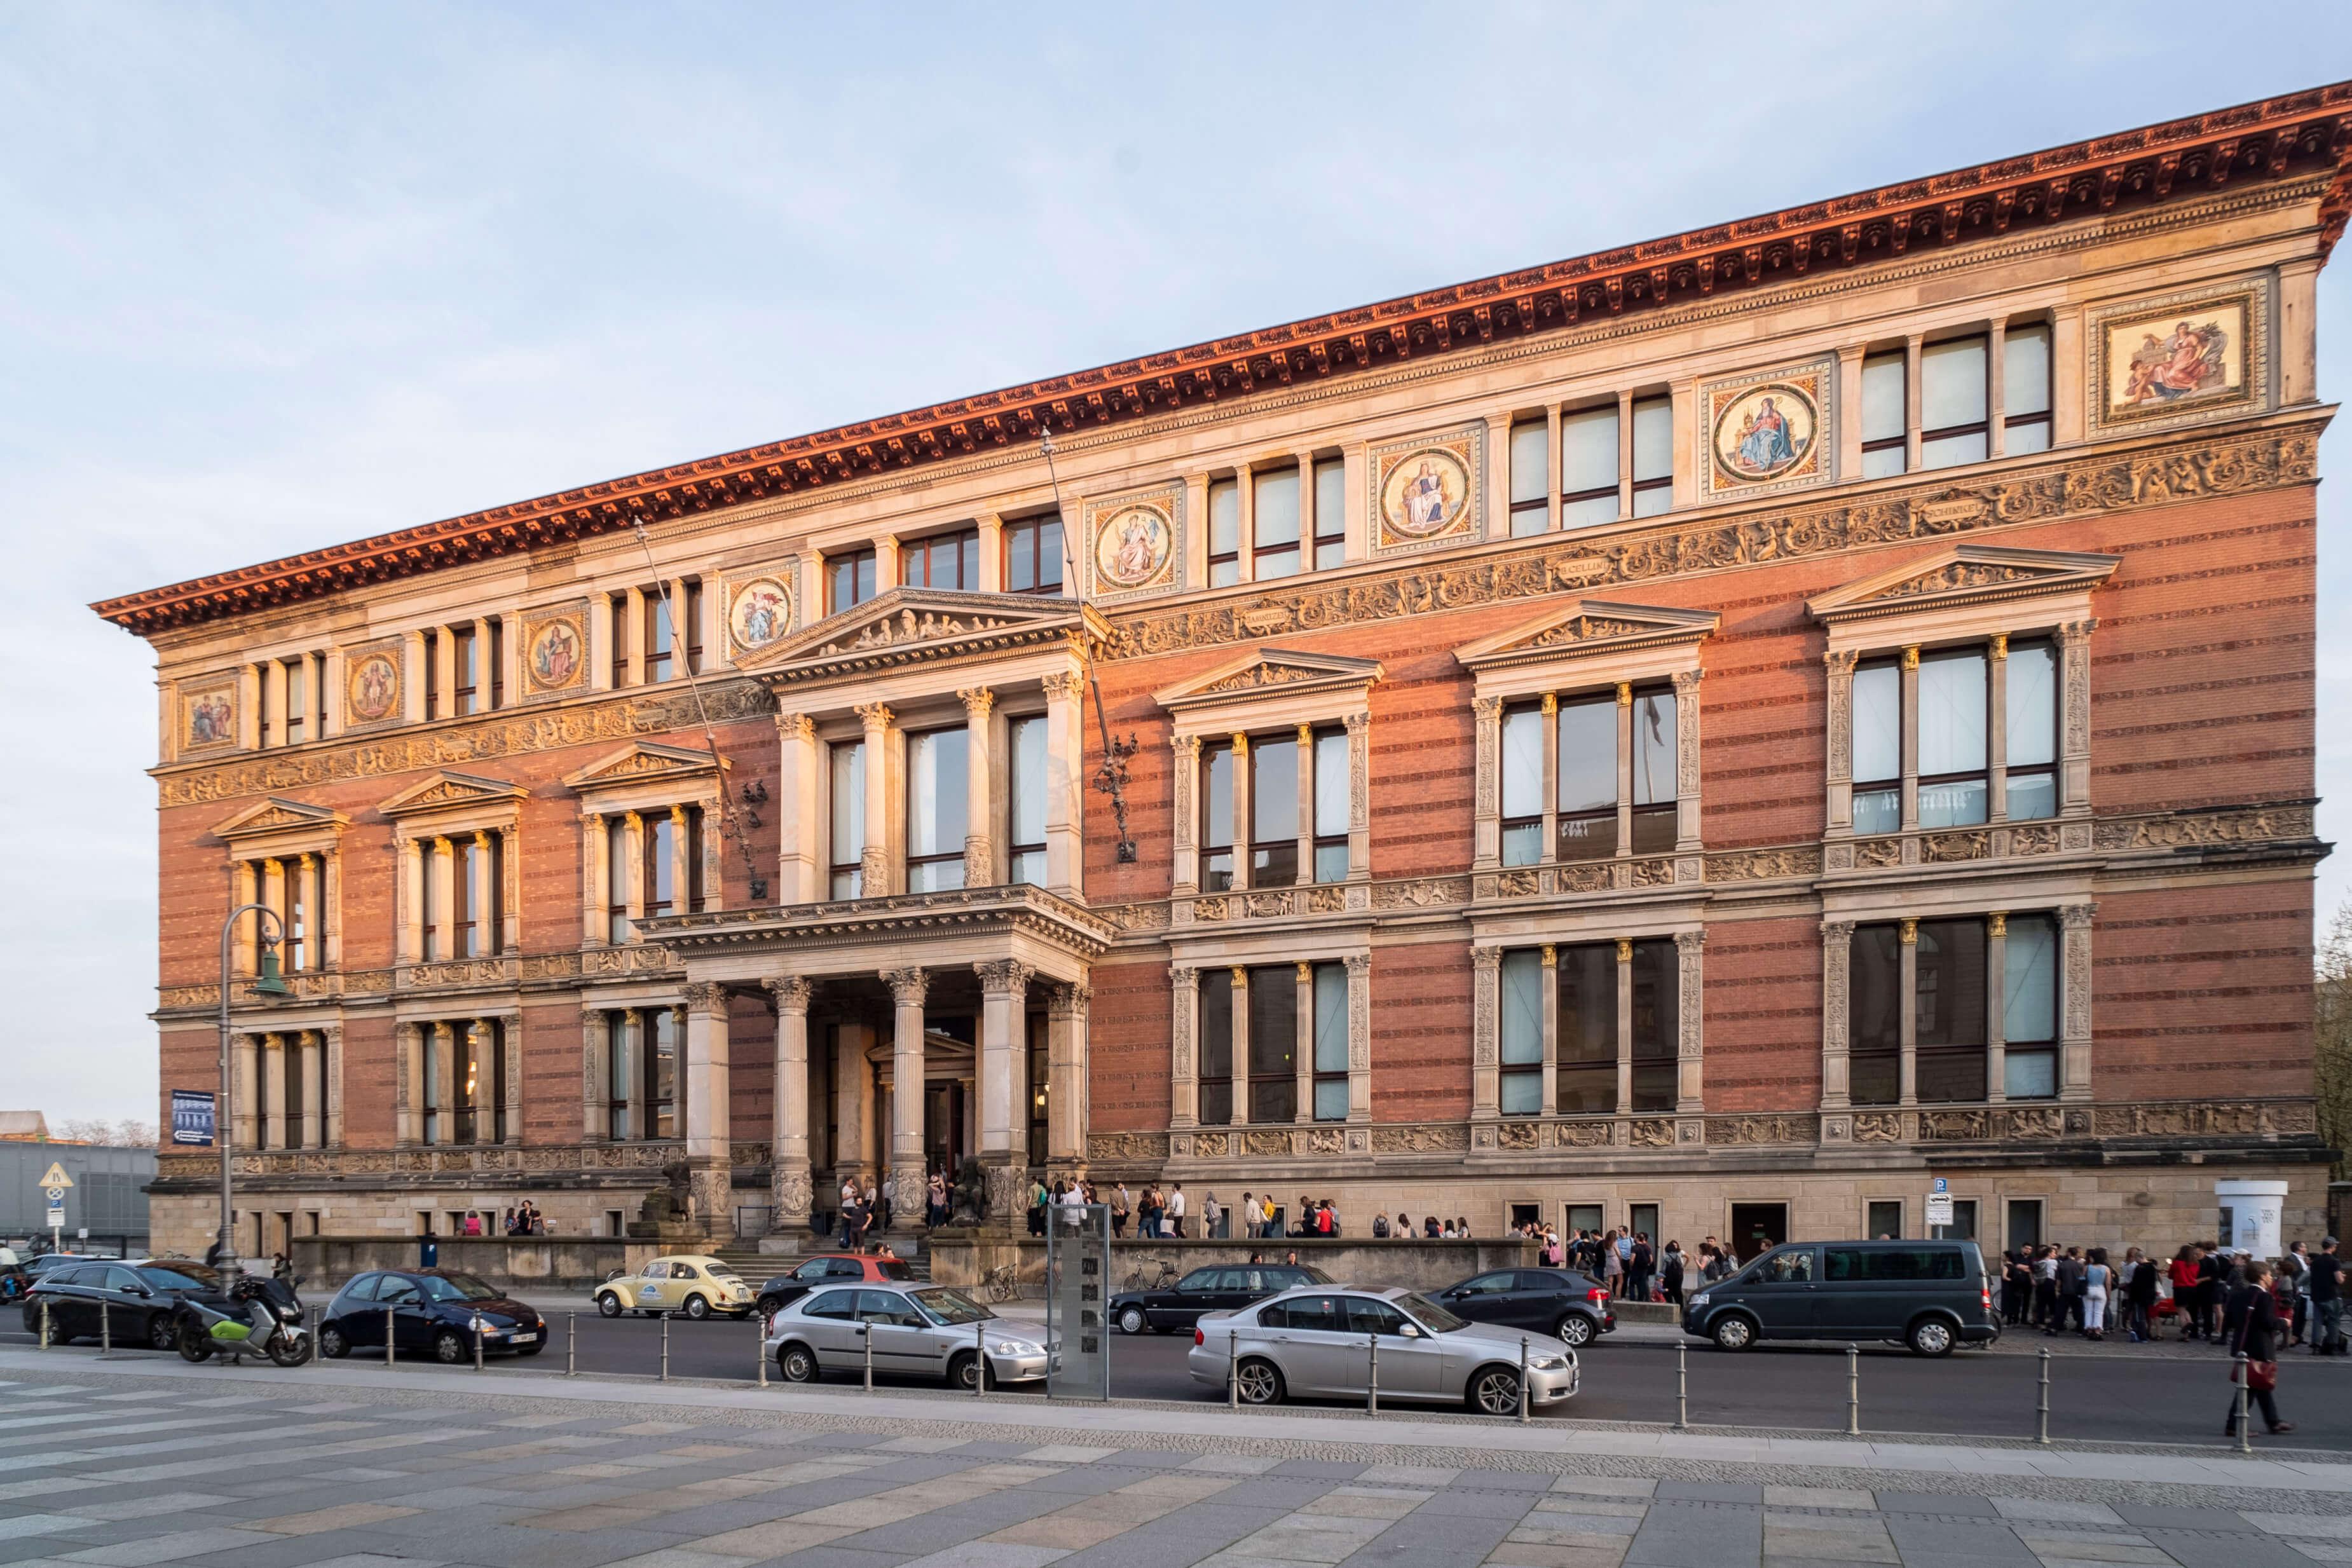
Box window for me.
[605,599,627,689]
[643,594,673,684]
[421,629,441,719]
[1854,639,2056,833]
[2005,639,2058,821]
[1509,421,1549,535]
[603,1007,677,1140]
[1252,732,1299,887]
[1207,477,1240,587]
[453,625,481,712]
[1629,687,1678,854]
[1500,704,1543,867]
[1940,1198,1978,1241]
[1007,715,1046,887]
[1849,924,1902,1106]
[605,815,630,941]
[2005,1197,2045,1250]
[1556,942,1617,1114]
[1345,1296,1410,1336]
[1503,683,1682,865]
[1004,514,1063,595]
[1312,460,1346,569]
[1914,917,1986,1102]
[1865,1199,1903,1240]
[456,835,481,955]
[1499,949,1543,1115]
[1252,465,1301,580]
[420,1028,441,1145]
[1201,742,1234,891]
[829,741,865,899]
[2002,914,2058,1098]
[900,528,980,591]
[1850,660,1902,835]
[1311,962,1348,1121]
[646,1007,678,1138]
[607,1012,632,1139]
[1247,965,1297,1124]
[2004,324,2052,455]
[420,838,443,960]
[1860,351,1906,479]
[1917,648,1988,828]
[646,810,678,918]
[1919,335,1989,470]
[1561,404,1619,529]
[1199,968,1234,1125]
[905,726,969,892]
[1628,938,1679,1112]
[1311,728,1348,882]
[680,584,701,676]
[451,1019,502,1144]
[285,856,312,971]
[1629,397,1673,517]
[1557,695,1615,862]
[1824,1247,1964,1281]
[827,548,877,613]
[282,657,308,742]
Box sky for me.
[4,4,2351,1124]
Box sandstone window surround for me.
[1819,901,2092,1118]
[588,578,711,692]
[212,798,347,976]
[1499,388,1679,540]
[1156,650,1379,901]
[402,615,517,721]
[1473,925,1704,1126]
[229,1025,341,1150]
[1457,602,1716,882]
[1810,545,2117,866]
[580,998,685,1143]
[250,650,333,749]
[1168,946,1370,1131]
[393,1012,521,1148]
[1842,313,2058,482]
[377,772,526,967]
[563,743,729,947]
[1194,450,1351,591]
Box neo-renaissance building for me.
[104,86,2352,1262]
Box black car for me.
[318,1269,546,1363]
[1111,1263,1330,1335]
[20,1258,233,1351]
[1432,1267,1617,1348]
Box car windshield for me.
[137,1263,218,1291]
[418,1273,501,1302]
[1395,1292,1470,1333]
[1297,1265,1335,1284]
[876,1258,912,1280]
[908,1287,993,1326]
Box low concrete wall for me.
[291,1235,665,1292]
[926,1234,1536,1293]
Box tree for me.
[53,1117,112,1145]
[114,1121,157,1149]
[2315,903,2352,1183]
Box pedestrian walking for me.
[1112,1183,1132,1238]
[1203,1192,1224,1239]
[2308,1237,2342,1356]
[1629,1234,1654,1302]
[1599,1229,1624,1297]
[1661,1240,1685,1306]
[2283,1241,2311,1346]
[1166,1183,1187,1239]
[2224,1257,2294,1436]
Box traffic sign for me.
[1931,1176,1948,1195]
[36,1162,73,1190]
[44,1186,64,1203]
[1925,1194,1955,1227]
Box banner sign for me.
[171,1089,216,1147]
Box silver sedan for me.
[763,1281,1048,1389]
[1186,1285,1578,1415]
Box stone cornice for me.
[92,84,2352,636]
[641,883,1120,960]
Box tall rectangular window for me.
[829,741,865,899]
[282,658,307,742]
[1207,478,1240,587]
[1919,336,1989,470]
[901,528,980,590]
[1312,728,1348,883]
[287,857,311,971]
[1861,351,1907,478]
[1500,704,1543,867]
[453,626,480,712]
[1201,742,1234,891]
[1247,965,1297,1124]
[644,596,673,683]
[905,726,969,892]
[1629,397,1672,517]
[487,620,505,707]
[605,600,627,689]
[1311,962,1348,1121]
[2003,324,2052,455]
[1499,950,1543,1115]
[1556,943,1617,1114]
[1560,404,1619,529]
[647,1007,678,1139]
[605,816,629,942]
[1849,924,1901,1105]
[256,663,273,745]
[421,1028,442,1145]
[1851,660,1902,835]
[2005,639,2058,821]
[456,835,481,956]
[1313,459,1346,569]
[1629,939,1679,1112]
[1917,648,1988,828]
[1251,733,1299,887]
[1915,917,1987,1101]
[828,549,877,613]
[646,810,676,918]
[681,583,701,675]
[2002,914,2058,1098]
[1004,514,1063,594]
[1199,969,1233,1125]
[607,1012,632,1140]
[420,840,442,960]
[1630,687,1678,854]
[1557,695,1616,862]
[1008,715,1046,887]
[422,629,442,718]
[1509,421,1549,536]
[1252,465,1301,579]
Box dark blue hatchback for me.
[318,1268,545,1363]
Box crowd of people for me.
[1994,1237,2344,1353]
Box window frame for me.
[2002,322,2053,454]
[898,526,981,592]
[1917,333,1991,472]
[1207,477,1240,587]
[1628,395,1673,517]
[1244,962,1298,1126]
[1198,967,1234,1126]
[643,591,674,684]
[1248,730,1300,889]
[1913,646,1990,831]
[1250,463,1302,581]
[605,597,628,689]
[1003,514,1064,596]
[1309,960,1348,1122]
[1309,726,1348,884]
[1554,940,1618,1115]
[826,548,879,615]
[828,739,866,900]
[902,724,970,894]
[1311,458,1346,569]
[1200,740,1235,892]
[1859,349,1908,479]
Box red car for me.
[754,1253,912,1317]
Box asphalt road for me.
[11,1308,2346,1448]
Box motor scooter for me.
[175,1274,311,1367]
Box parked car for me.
[594,1255,756,1319]
[19,1258,233,1351]
[1681,1239,1997,1356]
[765,1281,1046,1390]
[1110,1262,1330,1335]
[753,1253,912,1318]
[317,1269,546,1363]
[1432,1267,1617,1348]
[1188,1285,1578,1414]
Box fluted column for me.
[1540,945,1560,1115]
[681,982,732,1232]
[667,804,691,917]
[1229,967,1250,1126]
[765,977,814,1228]
[620,814,646,932]
[470,831,496,955]
[887,967,934,1225]
[1986,913,2009,1105]
[1614,939,1634,1114]
[1292,961,1313,1122]
[855,702,893,896]
[322,850,343,969]
[1898,918,1920,1107]
[1046,981,1088,1174]
[299,1030,324,1150]
[260,858,286,955]
[1293,725,1314,887]
[1230,733,1253,892]
[1169,965,1200,1129]
[959,688,995,885]
[1472,948,1501,1121]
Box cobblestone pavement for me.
[3,1362,2350,1567]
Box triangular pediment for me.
[1454,601,1721,672]
[562,743,727,794]
[214,796,346,842]
[1808,545,2120,625]
[739,586,1110,686]
[375,771,530,819]
[1154,648,1384,712]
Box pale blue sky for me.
[6,4,2350,1121]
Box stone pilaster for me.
[764,976,814,1228]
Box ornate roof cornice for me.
[89,83,2352,637]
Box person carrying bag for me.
[2225,1256,2294,1436]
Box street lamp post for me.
[215,901,291,1283]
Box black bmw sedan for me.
[318,1269,545,1363]
[18,1258,233,1351]
[1109,1262,1329,1335]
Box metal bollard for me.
[1674,1338,1688,1431]
[567,1313,577,1377]
[2235,1353,2252,1453]
[758,1314,769,1388]
[38,1300,48,1350]
[304,1305,318,1368]
[385,1306,396,1369]
[1518,1336,1529,1424]
[1846,1343,1859,1436]
[862,1321,873,1393]
[973,1318,985,1398]
[474,1318,484,1372]
[1366,1333,1378,1417]
[1227,1328,1238,1410]
[100,1302,111,1356]
[2035,1345,2050,1445]
[660,1312,671,1384]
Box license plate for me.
[511,1332,537,1344]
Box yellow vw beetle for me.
[594,1255,756,1320]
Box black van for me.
[1681,1239,1997,1356]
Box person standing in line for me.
[2224,1256,2294,1436]
[1112,1183,1132,1238]
[1166,1183,1187,1239]
[2170,1246,2204,1339]
[1599,1230,1624,1298]
[2308,1237,2342,1356]
[2125,1247,2158,1342]
[2082,1248,2111,1342]
[1395,1211,1412,1241]
[1661,1240,1686,1306]
[1203,1191,1223,1239]
[2197,1242,2229,1344]
[2283,1240,2311,1346]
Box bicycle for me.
[1125,1258,1179,1293]
[981,1264,1022,1302]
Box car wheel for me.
[596,1292,623,1318]
[779,1342,819,1383]
[1711,1314,1757,1353]
[757,1295,782,1319]
[1906,1317,1956,1358]
[147,1313,178,1353]
[1468,1366,1522,1416]
[434,1329,467,1364]
[1554,1312,1595,1349]
[683,1295,710,1321]
[1118,1306,1149,1336]
[1234,1356,1285,1406]
[948,1350,995,1391]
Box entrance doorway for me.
[1730,1203,1787,1258]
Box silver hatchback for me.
[1186,1285,1578,1415]
[764,1281,1048,1390]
